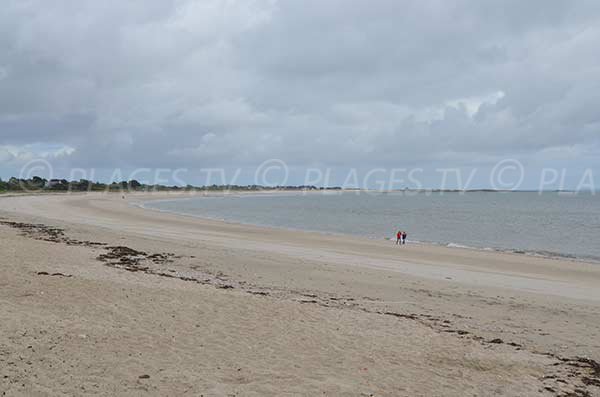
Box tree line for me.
[0,176,334,193]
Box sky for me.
[1,0,599,189]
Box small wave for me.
[446,242,475,249]
[441,241,600,264]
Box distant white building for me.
[45,179,62,188]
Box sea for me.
[142,191,600,263]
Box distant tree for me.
[31,176,47,187]
[128,179,142,189]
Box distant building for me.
[45,179,62,188]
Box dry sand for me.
[1,192,599,396]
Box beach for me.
[1,192,599,396]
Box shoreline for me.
[136,192,600,266]
[3,191,600,301]
[1,191,600,395]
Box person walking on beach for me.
[396,230,402,245]
[402,231,407,245]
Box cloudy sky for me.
[1,0,599,188]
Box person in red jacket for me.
[396,230,402,245]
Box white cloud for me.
[446,91,505,118]
[0,144,75,164]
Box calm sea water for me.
[143,192,600,262]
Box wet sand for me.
[1,192,599,396]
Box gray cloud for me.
[1,0,599,184]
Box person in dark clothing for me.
[402,231,407,245]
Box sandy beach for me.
[1,192,599,396]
